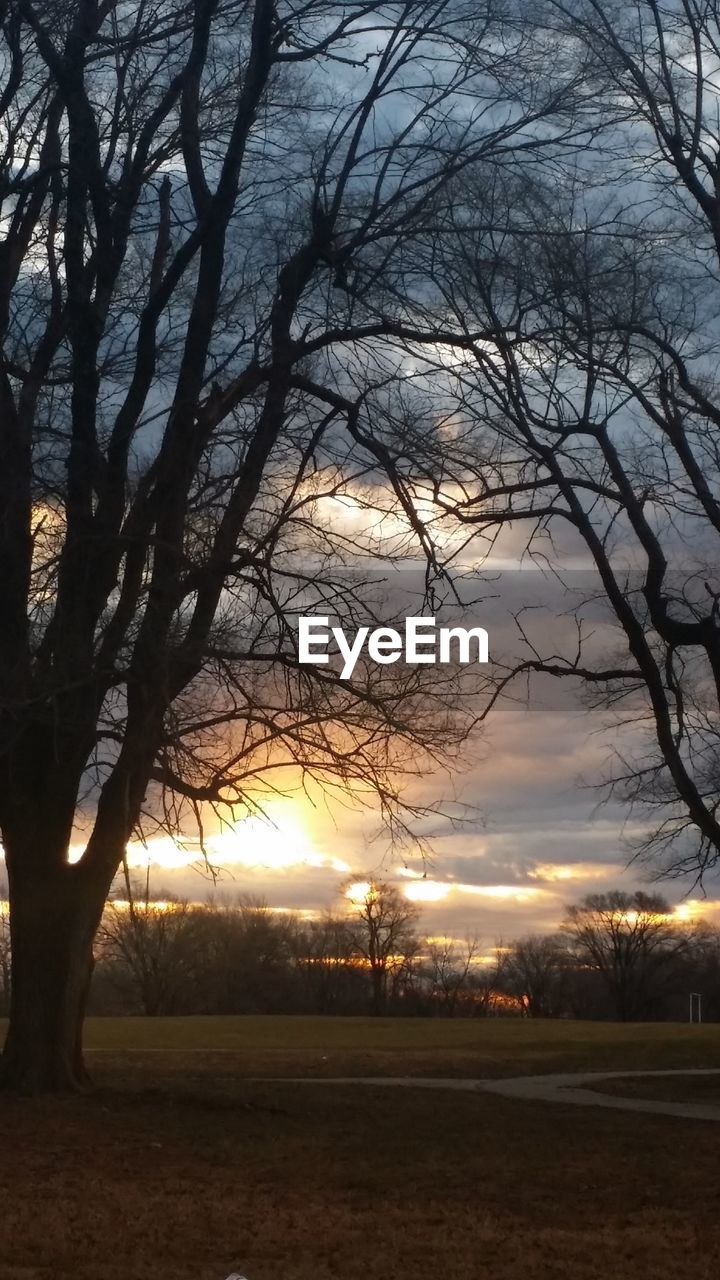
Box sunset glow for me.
[402,878,546,905]
[345,880,373,905]
[32,829,720,935]
[67,799,351,877]
[205,808,351,874]
[402,879,453,903]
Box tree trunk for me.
[0,866,100,1094]
[370,965,386,1016]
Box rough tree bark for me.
[0,862,104,1092]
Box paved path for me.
[274,1069,720,1122]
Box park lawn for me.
[67,1014,720,1078]
[0,1058,718,1280]
[586,1072,720,1104]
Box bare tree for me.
[290,910,363,1014]
[99,897,197,1016]
[681,921,720,1022]
[467,944,509,1016]
[362,0,720,888]
[504,934,567,1019]
[345,878,420,1015]
[0,0,588,1090]
[425,933,480,1015]
[192,897,294,1013]
[561,890,685,1021]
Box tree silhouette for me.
[0,0,580,1090]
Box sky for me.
[5,3,719,944]
[103,682,720,940]
[95,567,720,942]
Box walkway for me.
[277,1068,720,1122]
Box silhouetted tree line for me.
[2,874,713,1022]
[58,885,720,1023]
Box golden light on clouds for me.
[345,880,373,905]
[69,798,351,876]
[344,875,545,908]
[124,837,196,871]
[528,862,613,883]
[204,809,350,874]
[460,884,545,902]
[397,866,546,905]
[37,803,720,933]
[402,879,453,903]
[670,900,709,923]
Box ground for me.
[584,1071,720,1103]
[1,1017,719,1280]
[73,1012,720,1074]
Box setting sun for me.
[112,800,353,877]
[208,807,350,874]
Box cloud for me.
[45,567,718,937]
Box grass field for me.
[2,1017,720,1280]
[587,1071,720,1103]
[47,1012,720,1075]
